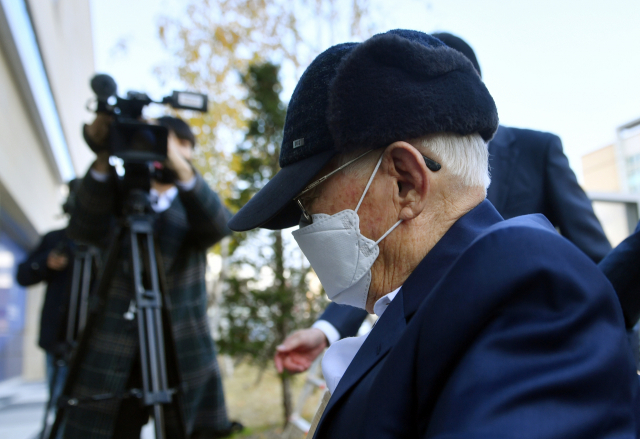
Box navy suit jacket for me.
[599,220,640,328]
[320,125,613,340]
[488,125,610,263]
[314,200,640,439]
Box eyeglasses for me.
[294,150,441,224]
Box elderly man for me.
[229,30,640,438]
[274,31,615,375]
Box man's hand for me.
[46,251,68,271]
[274,328,328,374]
[165,131,195,183]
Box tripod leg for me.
[48,229,124,439]
[78,252,93,334]
[130,222,173,439]
[40,357,59,439]
[45,251,83,439]
[65,257,83,345]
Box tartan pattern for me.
[65,172,232,438]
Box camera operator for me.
[16,181,80,412]
[64,114,241,439]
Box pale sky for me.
[90,0,640,181]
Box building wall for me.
[582,121,640,249]
[0,0,94,382]
[0,50,65,235]
[21,283,45,381]
[591,201,630,248]
[582,144,621,192]
[621,129,640,193]
[28,0,95,174]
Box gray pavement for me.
[0,379,155,438]
[0,378,47,439]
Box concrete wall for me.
[0,50,66,235]
[582,144,621,193]
[0,0,94,382]
[28,0,95,174]
[21,284,45,381]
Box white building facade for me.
[0,0,94,382]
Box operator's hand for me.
[46,251,69,271]
[165,131,194,183]
[274,328,328,374]
[84,113,113,153]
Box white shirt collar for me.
[149,186,179,213]
[373,286,402,318]
[322,286,402,394]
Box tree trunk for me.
[274,229,294,425]
[274,230,285,288]
[281,372,293,426]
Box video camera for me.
[90,73,208,163]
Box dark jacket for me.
[320,125,614,339]
[16,228,72,353]
[314,200,640,439]
[599,220,640,329]
[63,172,232,438]
[488,125,611,262]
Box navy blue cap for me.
[228,43,358,231]
[228,30,498,232]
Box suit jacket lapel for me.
[318,292,406,431]
[314,201,504,438]
[487,125,518,214]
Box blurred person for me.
[275,31,614,375]
[229,30,640,438]
[600,220,640,329]
[63,115,242,439]
[599,220,640,366]
[16,180,84,411]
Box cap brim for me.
[228,150,337,231]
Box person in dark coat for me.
[599,220,640,364]
[229,29,640,438]
[62,116,241,438]
[274,31,614,374]
[432,33,611,263]
[17,228,73,406]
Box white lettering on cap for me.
[293,138,305,149]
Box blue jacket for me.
[314,200,639,439]
[599,220,640,329]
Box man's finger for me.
[283,355,311,374]
[274,353,284,373]
[279,334,304,351]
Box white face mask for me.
[292,153,403,309]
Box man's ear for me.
[386,141,430,221]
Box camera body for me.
[90,74,208,164]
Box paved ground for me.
[0,361,321,439]
[0,378,155,439]
[0,378,47,439]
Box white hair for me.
[419,132,491,192]
[337,132,491,194]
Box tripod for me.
[48,188,186,439]
[40,244,99,439]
